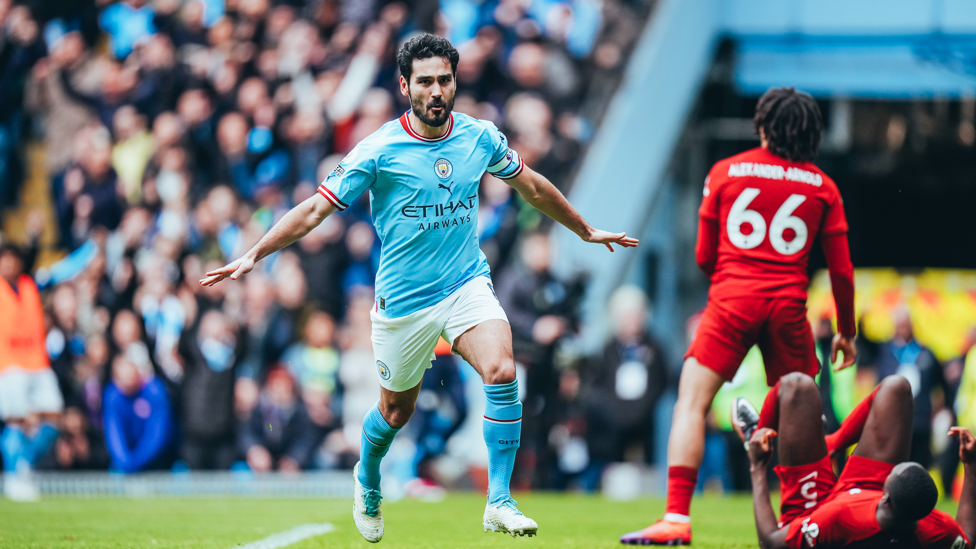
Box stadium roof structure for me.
[555,0,976,352]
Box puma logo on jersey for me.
[438,181,454,195]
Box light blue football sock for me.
[27,423,59,465]
[483,380,522,505]
[1,425,28,473]
[358,404,400,491]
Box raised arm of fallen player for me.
[950,427,976,546]
[747,428,790,549]
[200,192,336,286]
[504,165,639,252]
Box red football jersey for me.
[784,488,969,549]
[699,147,848,301]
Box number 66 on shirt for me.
[688,146,856,385]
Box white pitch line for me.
[235,523,334,549]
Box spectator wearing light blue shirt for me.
[99,0,156,59]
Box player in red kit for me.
[739,372,975,549]
[620,87,857,545]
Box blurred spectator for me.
[293,217,348,319]
[409,342,467,484]
[53,407,109,470]
[239,366,318,472]
[874,308,951,468]
[99,0,156,60]
[24,30,102,177]
[56,126,125,248]
[335,290,382,460]
[584,285,666,465]
[177,309,243,470]
[545,368,598,491]
[498,233,574,372]
[103,354,176,473]
[0,242,63,500]
[0,4,44,210]
[497,232,579,487]
[477,174,519,269]
[111,105,153,204]
[282,310,339,404]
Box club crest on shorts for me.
[434,158,453,180]
[376,360,391,381]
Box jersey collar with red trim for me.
[399,111,454,142]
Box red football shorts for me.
[831,455,894,494]
[774,456,837,527]
[685,295,819,385]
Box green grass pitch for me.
[0,493,961,548]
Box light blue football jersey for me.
[316,111,524,318]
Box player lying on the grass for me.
[737,372,975,549]
[620,87,856,546]
[201,33,637,544]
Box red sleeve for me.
[696,217,719,276]
[917,510,970,549]
[821,182,849,237]
[822,233,856,337]
[698,166,722,222]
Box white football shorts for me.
[370,276,508,392]
[0,367,64,419]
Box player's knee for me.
[880,375,913,401]
[779,372,817,405]
[484,360,516,385]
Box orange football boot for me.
[619,520,692,545]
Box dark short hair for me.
[397,33,459,82]
[753,87,824,163]
[888,463,938,522]
[0,242,25,263]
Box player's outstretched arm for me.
[505,166,638,252]
[748,428,789,549]
[950,427,976,545]
[200,193,337,286]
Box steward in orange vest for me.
[0,274,49,373]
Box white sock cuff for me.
[663,513,691,523]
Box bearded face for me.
[401,56,456,128]
[409,86,454,127]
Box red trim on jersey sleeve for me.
[823,233,855,337]
[398,111,454,142]
[317,185,348,211]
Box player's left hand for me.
[831,333,857,371]
[949,427,976,465]
[747,428,777,470]
[583,229,639,252]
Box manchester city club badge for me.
[434,158,453,180]
[376,360,391,380]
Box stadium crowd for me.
[0,0,654,489]
[5,0,975,508]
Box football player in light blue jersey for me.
[202,33,638,542]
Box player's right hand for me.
[831,333,857,371]
[748,428,777,470]
[200,255,255,286]
[949,427,976,465]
